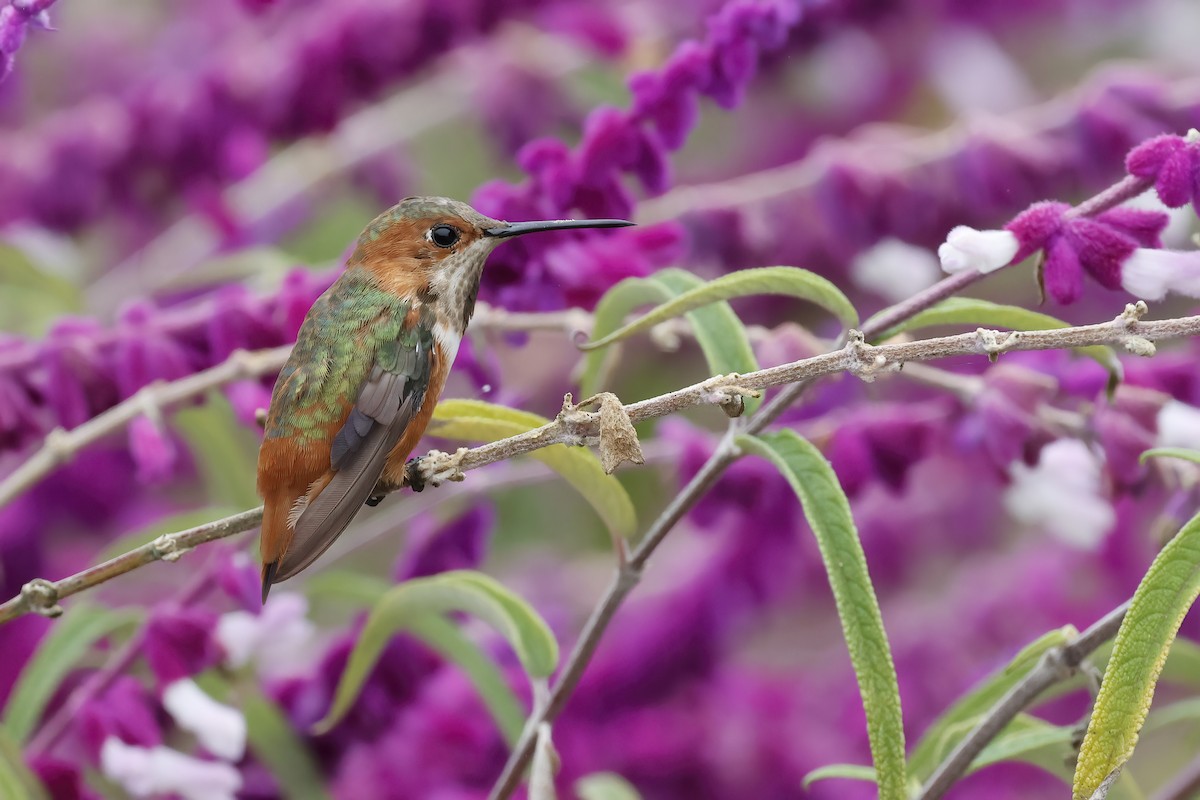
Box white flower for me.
[1120,248,1200,301]
[100,738,242,800]
[215,591,315,677]
[1157,401,1200,451]
[851,238,941,302]
[162,679,246,761]
[937,226,1019,274]
[1005,439,1115,549]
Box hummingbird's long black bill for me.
[485,218,634,238]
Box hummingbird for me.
[255,196,632,601]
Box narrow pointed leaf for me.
[869,297,1122,380]
[1139,447,1200,466]
[304,572,392,607]
[909,626,1076,780]
[972,718,1075,782]
[580,277,673,400]
[1073,511,1200,799]
[646,269,761,414]
[314,570,557,732]
[802,764,877,789]
[737,431,906,800]
[407,615,526,745]
[432,399,636,538]
[175,394,262,508]
[580,269,762,412]
[2,605,141,741]
[241,688,332,800]
[579,267,857,350]
[575,773,644,800]
[0,729,47,800]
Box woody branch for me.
[1,301,1197,624]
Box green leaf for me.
[737,431,906,800]
[802,764,878,789]
[575,773,644,800]
[580,269,762,413]
[0,729,47,800]
[304,572,393,607]
[972,716,1075,781]
[314,570,557,733]
[2,605,141,742]
[909,626,1076,780]
[579,267,857,351]
[407,615,526,745]
[431,399,636,538]
[869,297,1122,380]
[0,239,82,337]
[1139,447,1200,466]
[174,394,261,508]
[1074,511,1200,799]
[242,688,332,800]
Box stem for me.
[917,602,1130,800]
[24,568,217,758]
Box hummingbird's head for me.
[352,196,632,331]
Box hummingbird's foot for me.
[405,457,426,493]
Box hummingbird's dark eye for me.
[429,224,460,248]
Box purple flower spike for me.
[1125,131,1200,210]
[1094,385,1168,489]
[975,365,1059,468]
[827,406,942,496]
[1004,200,1169,303]
[79,676,162,759]
[0,0,55,82]
[127,415,178,484]
[394,505,496,582]
[143,608,222,688]
[27,754,92,800]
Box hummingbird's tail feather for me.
[273,393,421,583]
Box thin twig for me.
[482,297,1191,798]
[917,602,1130,800]
[5,307,1195,626]
[0,305,696,512]
[0,347,292,511]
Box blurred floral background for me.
[2,0,1200,797]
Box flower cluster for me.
[3,1,1200,799]
[0,0,54,81]
[0,0,557,231]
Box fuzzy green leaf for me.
[908,626,1076,780]
[972,716,1075,781]
[1139,447,1200,466]
[575,773,644,800]
[0,729,47,800]
[432,399,636,538]
[580,269,763,412]
[2,605,141,742]
[1073,511,1200,799]
[870,297,1122,380]
[579,267,857,350]
[410,615,526,745]
[738,430,906,800]
[242,688,332,800]
[580,277,673,400]
[802,764,878,789]
[314,571,556,733]
[175,394,261,508]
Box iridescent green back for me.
[264,268,409,442]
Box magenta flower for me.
[1125,130,1200,210]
